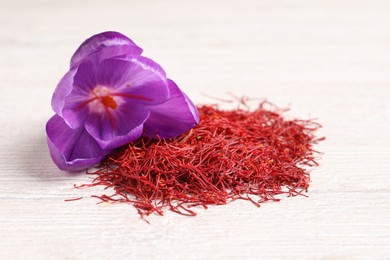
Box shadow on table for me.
[17,124,84,179]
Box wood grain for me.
[0,0,389,259]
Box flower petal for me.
[85,103,150,150]
[83,45,143,69]
[143,79,199,138]
[97,58,169,105]
[51,68,77,116]
[117,55,167,84]
[70,31,142,67]
[61,61,97,129]
[46,115,109,171]
[73,60,97,92]
[51,60,98,123]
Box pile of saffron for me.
[77,102,323,219]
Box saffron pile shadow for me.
[75,102,324,221]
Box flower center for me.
[101,96,117,109]
[86,86,120,114]
[76,86,152,114]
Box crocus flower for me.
[46,31,199,171]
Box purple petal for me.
[117,56,167,84]
[51,61,97,124]
[82,45,143,69]
[97,58,169,105]
[51,68,77,116]
[73,61,97,92]
[143,79,199,138]
[70,31,142,67]
[182,88,200,123]
[85,103,150,150]
[61,61,97,129]
[46,115,109,171]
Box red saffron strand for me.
[64,197,83,202]
[76,101,324,219]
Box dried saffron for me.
[64,197,83,202]
[76,101,324,220]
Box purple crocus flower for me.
[46,32,199,171]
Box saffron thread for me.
[75,101,324,220]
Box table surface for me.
[1,0,389,259]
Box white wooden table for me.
[1,0,389,259]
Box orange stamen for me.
[101,96,118,109]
